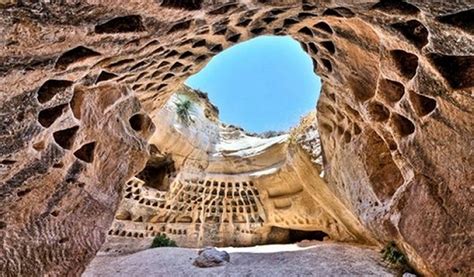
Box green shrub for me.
[381,241,413,274]
[150,234,177,248]
[175,98,193,125]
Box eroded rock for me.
[193,247,230,268]
[0,1,472,276]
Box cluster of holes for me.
[35,81,98,165]
[108,229,146,238]
[121,177,264,225]
[297,19,336,76]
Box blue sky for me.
[186,36,321,133]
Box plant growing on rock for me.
[381,241,414,274]
[150,234,177,248]
[174,98,193,125]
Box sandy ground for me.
[83,242,396,277]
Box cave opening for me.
[288,229,329,243]
[135,154,176,191]
[185,35,321,134]
[268,226,330,244]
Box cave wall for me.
[103,88,370,253]
[0,0,472,276]
[0,82,153,275]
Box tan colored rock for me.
[0,1,472,276]
[193,247,230,268]
[103,86,372,252]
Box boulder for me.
[193,247,230,268]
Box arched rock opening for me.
[0,1,472,276]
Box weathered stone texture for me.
[0,0,472,276]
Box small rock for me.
[193,247,230,268]
[402,273,417,277]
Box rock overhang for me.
[0,1,472,276]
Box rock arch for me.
[0,1,472,276]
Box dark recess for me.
[437,9,473,34]
[427,53,474,89]
[391,50,418,79]
[288,229,329,242]
[371,0,420,15]
[73,142,96,163]
[391,20,429,49]
[95,71,118,84]
[160,0,203,10]
[323,7,355,18]
[38,104,68,128]
[136,156,176,191]
[95,15,145,34]
[55,46,100,70]
[53,126,79,150]
[314,22,333,34]
[168,19,192,34]
[129,113,152,132]
[37,80,73,104]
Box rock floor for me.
[83,242,396,276]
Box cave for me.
[288,229,329,243]
[135,155,176,191]
[0,1,472,277]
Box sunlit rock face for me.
[0,0,472,276]
[0,83,152,275]
[104,86,371,254]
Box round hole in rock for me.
[129,114,147,131]
[185,35,321,134]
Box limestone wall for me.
[0,1,472,276]
[104,87,369,252]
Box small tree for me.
[174,98,193,125]
[150,234,177,248]
[381,241,414,274]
